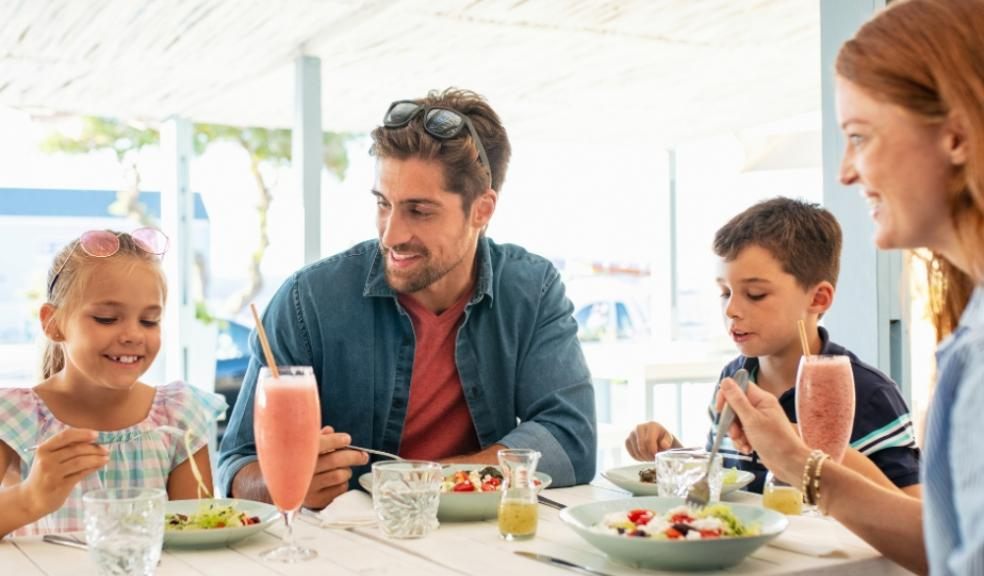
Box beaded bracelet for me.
[810,453,831,511]
[800,449,826,501]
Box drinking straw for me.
[797,319,811,357]
[250,303,280,379]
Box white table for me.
[2,483,912,576]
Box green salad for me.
[165,502,262,531]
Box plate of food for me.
[358,463,552,522]
[560,496,786,571]
[163,498,279,548]
[602,464,755,497]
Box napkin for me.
[768,515,849,557]
[317,490,377,528]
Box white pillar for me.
[161,117,194,386]
[820,0,909,399]
[293,54,323,265]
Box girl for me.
[716,0,984,574]
[0,228,226,537]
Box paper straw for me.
[250,303,280,379]
[797,320,811,357]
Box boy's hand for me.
[26,428,109,516]
[625,422,678,461]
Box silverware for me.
[687,368,750,507]
[42,534,88,551]
[346,445,403,461]
[537,494,566,510]
[26,426,186,452]
[514,551,615,576]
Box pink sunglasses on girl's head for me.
[47,228,169,296]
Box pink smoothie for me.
[254,374,320,512]
[796,356,855,462]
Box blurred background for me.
[0,0,932,474]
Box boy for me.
[626,197,920,495]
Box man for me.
[218,88,596,509]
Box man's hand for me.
[302,426,369,510]
[625,422,679,461]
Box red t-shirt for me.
[396,292,481,460]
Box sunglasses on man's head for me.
[382,100,492,182]
[48,227,169,296]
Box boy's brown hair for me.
[713,197,842,289]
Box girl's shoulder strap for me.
[0,387,49,453]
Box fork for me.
[26,425,187,452]
[686,368,750,507]
[346,445,404,461]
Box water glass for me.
[655,449,723,502]
[372,460,442,538]
[83,488,166,576]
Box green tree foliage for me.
[41,116,357,316]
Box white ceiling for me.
[0,0,820,143]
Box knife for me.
[514,551,615,576]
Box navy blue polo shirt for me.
[706,326,921,493]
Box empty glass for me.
[371,460,442,538]
[655,449,723,502]
[83,488,166,576]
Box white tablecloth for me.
[1,482,913,575]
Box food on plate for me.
[593,504,759,540]
[637,467,742,485]
[165,502,262,531]
[441,466,504,493]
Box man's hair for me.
[713,197,842,289]
[837,0,984,339]
[369,88,512,212]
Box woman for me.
[717,0,984,574]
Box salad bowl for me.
[359,463,552,521]
[560,496,786,571]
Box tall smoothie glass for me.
[254,365,321,562]
[795,355,855,462]
[796,355,854,515]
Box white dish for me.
[560,496,787,571]
[163,498,279,548]
[602,463,755,497]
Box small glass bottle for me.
[497,449,541,541]
[761,471,803,515]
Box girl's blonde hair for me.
[836,0,984,340]
[41,231,168,379]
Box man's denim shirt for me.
[218,237,597,495]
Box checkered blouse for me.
[0,381,226,537]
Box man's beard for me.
[382,242,469,294]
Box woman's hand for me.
[25,428,109,516]
[716,377,811,483]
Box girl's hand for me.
[716,378,811,483]
[25,428,110,516]
[625,422,677,461]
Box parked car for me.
[573,298,650,343]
